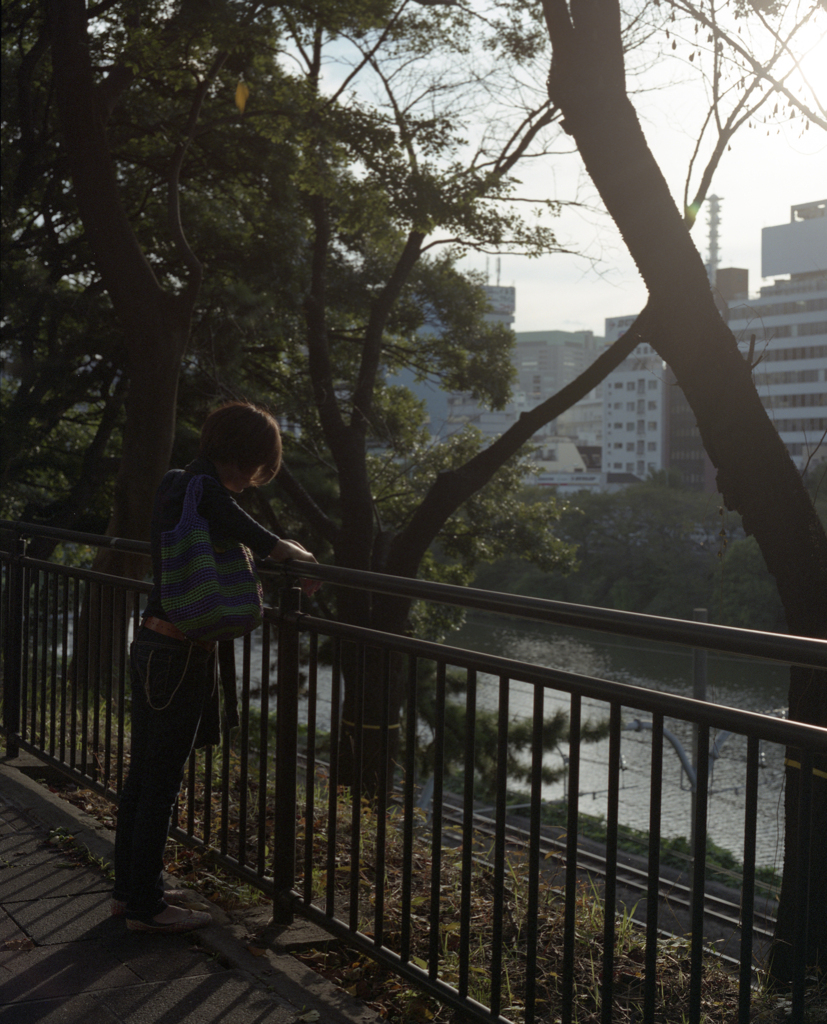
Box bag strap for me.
[177,473,206,530]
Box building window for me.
[637,460,645,474]
[648,401,657,410]
[627,381,636,391]
[648,380,658,390]
[627,422,634,431]
[648,421,658,430]
[627,402,635,411]
[626,462,634,472]
[648,441,657,451]
[626,442,634,451]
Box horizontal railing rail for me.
[2,519,825,1024]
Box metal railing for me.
[2,519,826,1024]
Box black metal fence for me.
[2,520,826,1024]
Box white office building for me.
[601,316,668,481]
[726,200,827,472]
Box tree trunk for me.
[50,0,199,578]
[539,0,827,979]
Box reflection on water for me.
[449,616,789,869]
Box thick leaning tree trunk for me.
[50,0,198,581]
[540,0,827,979]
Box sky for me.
[460,6,827,338]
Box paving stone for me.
[0,848,109,903]
[5,893,115,945]
[0,828,54,861]
[0,908,29,947]
[0,991,121,1024]
[99,971,297,1024]
[0,939,141,1002]
[0,805,39,837]
[102,929,226,982]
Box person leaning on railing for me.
[112,402,318,933]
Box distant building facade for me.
[725,200,827,473]
[601,316,668,482]
[394,285,516,439]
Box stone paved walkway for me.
[0,759,380,1024]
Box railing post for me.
[690,607,707,896]
[3,534,26,758]
[272,580,302,925]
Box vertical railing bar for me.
[39,570,48,749]
[273,583,301,925]
[32,570,42,746]
[349,644,366,933]
[524,681,544,1024]
[203,744,213,847]
[91,582,103,782]
[220,706,231,857]
[102,585,116,792]
[325,639,342,919]
[59,574,70,765]
[238,633,252,868]
[303,630,318,902]
[738,734,759,1024]
[2,535,25,759]
[114,590,128,795]
[400,653,418,962]
[21,563,32,744]
[489,674,510,1016]
[644,712,664,1022]
[601,702,622,1024]
[69,577,80,769]
[79,581,92,777]
[562,693,582,1024]
[791,748,814,1021]
[373,648,391,947]
[216,641,236,853]
[458,666,477,1000]
[49,572,58,757]
[428,659,447,981]
[186,749,197,837]
[260,624,273,879]
[689,723,710,1024]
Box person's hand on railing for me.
[268,538,321,597]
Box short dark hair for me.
[199,403,282,485]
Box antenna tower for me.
[706,195,722,285]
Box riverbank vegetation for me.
[472,468,827,632]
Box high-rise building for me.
[725,200,827,473]
[396,284,516,439]
[601,317,668,482]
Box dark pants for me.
[113,628,213,921]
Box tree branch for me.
[387,315,648,576]
[168,50,228,298]
[274,462,339,544]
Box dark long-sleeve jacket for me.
[142,455,280,623]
